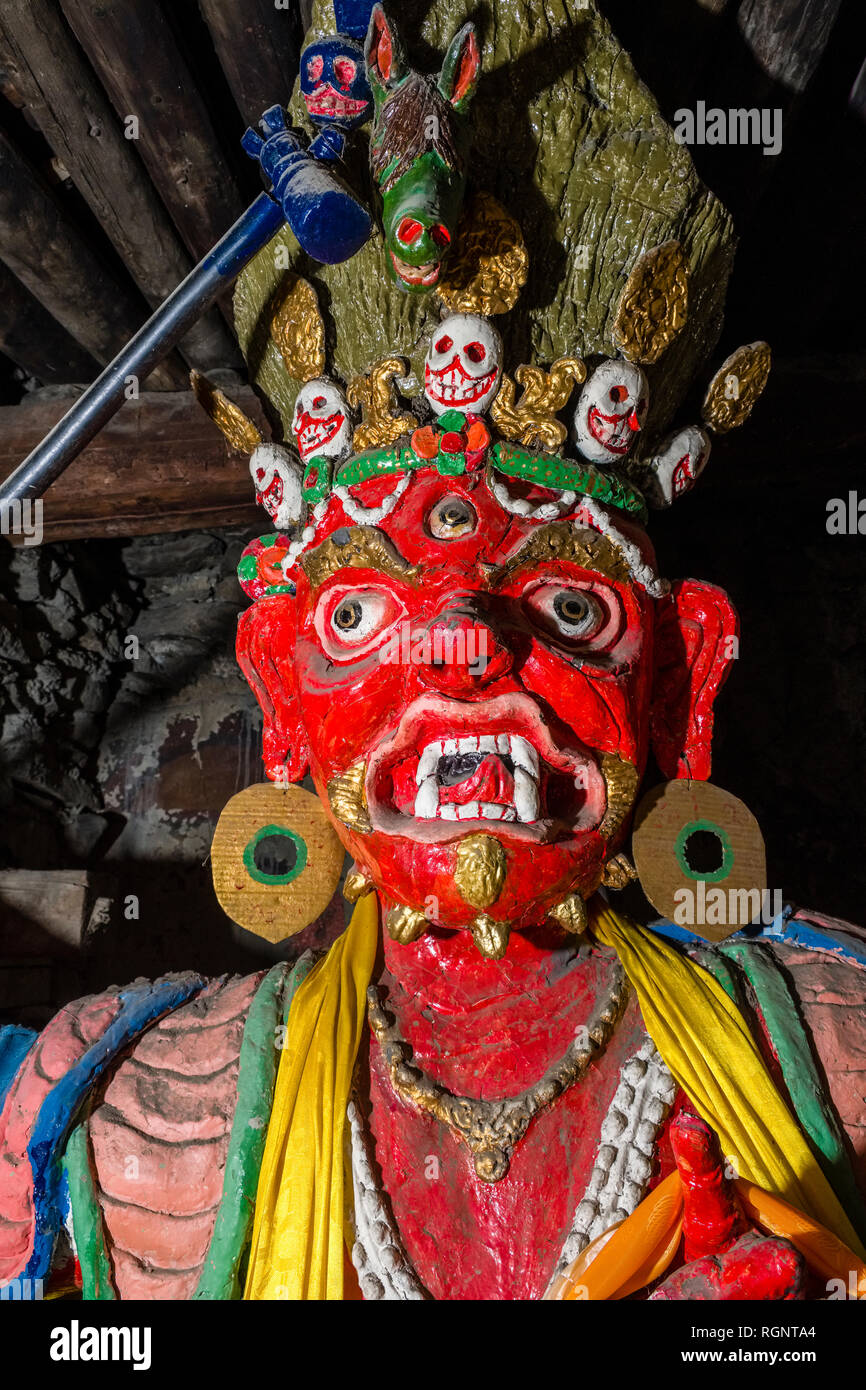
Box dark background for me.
[0,0,864,1017]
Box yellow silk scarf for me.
[591,904,866,1259]
[243,892,378,1300]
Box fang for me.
[471,914,510,959]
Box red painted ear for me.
[365,4,406,100]
[236,598,310,784]
[438,23,480,110]
[651,580,739,781]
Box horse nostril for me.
[397,217,423,244]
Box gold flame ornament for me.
[491,358,586,451]
[702,342,772,433]
[613,240,689,365]
[437,190,529,316]
[269,273,326,382]
[348,356,419,451]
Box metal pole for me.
[0,193,286,508]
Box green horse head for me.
[365,4,480,293]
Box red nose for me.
[415,598,512,694]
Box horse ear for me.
[365,4,407,103]
[438,23,480,110]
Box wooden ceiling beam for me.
[0,127,185,390]
[0,259,99,384]
[0,389,267,544]
[197,0,303,130]
[0,1,236,374]
[59,0,247,268]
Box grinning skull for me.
[424,314,502,417]
[574,359,648,465]
[249,444,306,532]
[292,378,352,463]
[643,425,712,508]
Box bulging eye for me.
[317,587,404,656]
[333,57,356,88]
[431,224,451,248]
[397,217,423,244]
[609,385,629,404]
[465,341,485,363]
[524,583,614,645]
[307,55,324,82]
[435,335,453,354]
[313,396,326,409]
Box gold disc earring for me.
[631,780,767,944]
[211,783,345,942]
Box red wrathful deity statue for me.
[1,0,864,1302]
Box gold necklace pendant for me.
[367,963,631,1182]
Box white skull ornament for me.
[248,444,307,530]
[249,443,306,532]
[424,313,502,417]
[643,425,711,508]
[574,359,648,465]
[291,378,352,462]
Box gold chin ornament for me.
[630,779,767,944]
[211,782,344,942]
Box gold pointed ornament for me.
[490,358,586,451]
[211,783,344,942]
[189,370,263,452]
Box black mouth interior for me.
[437,751,516,787]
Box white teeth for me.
[409,730,543,825]
[414,776,439,818]
[416,742,442,783]
[510,735,539,776]
[514,767,539,823]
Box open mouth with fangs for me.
[364,693,607,843]
[389,250,441,287]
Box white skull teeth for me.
[412,732,541,825]
[425,364,497,407]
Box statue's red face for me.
[238,470,737,938]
